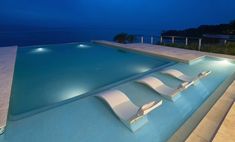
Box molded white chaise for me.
[161,69,212,83]
[96,90,162,132]
[137,76,191,101]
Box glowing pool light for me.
[31,47,50,53]
[135,66,150,73]
[37,48,44,51]
[60,87,89,101]
[217,59,231,66]
[221,60,230,64]
[77,44,90,48]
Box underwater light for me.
[218,59,231,66]
[220,60,230,64]
[77,44,90,48]
[222,60,230,64]
[60,87,88,100]
[31,47,50,53]
[37,48,44,51]
[135,66,150,73]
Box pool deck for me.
[94,40,235,63]
[93,41,204,63]
[0,46,17,134]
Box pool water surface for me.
[3,55,235,142]
[10,43,172,118]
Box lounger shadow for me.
[137,76,191,101]
[161,69,211,84]
[96,90,162,132]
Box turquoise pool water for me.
[2,44,235,142]
[10,43,172,119]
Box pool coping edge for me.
[0,46,18,134]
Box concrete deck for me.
[93,41,204,63]
[94,40,235,63]
[0,46,17,134]
[212,102,235,142]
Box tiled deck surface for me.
[94,40,235,63]
[0,46,17,133]
[212,102,235,142]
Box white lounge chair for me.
[97,90,162,132]
[161,69,211,83]
[137,76,191,101]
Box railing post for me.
[141,36,144,43]
[185,37,188,46]
[160,36,163,44]
[151,36,154,44]
[198,38,202,51]
[172,36,175,44]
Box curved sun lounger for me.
[161,69,212,83]
[97,90,162,132]
[137,76,191,101]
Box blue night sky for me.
[0,0,235,46]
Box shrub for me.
[113,33,128,43]
[113,33,135,43]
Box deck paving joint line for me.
[0,46,17,134]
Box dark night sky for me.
[0,0,234,45]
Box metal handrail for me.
[132,34,235,51]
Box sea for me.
[0,27,161,47]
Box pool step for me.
[166,72,235,142]
[185,80,235,142]
[212,101,235,142]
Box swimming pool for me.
[10,43,173,119]
[2,53,235,142]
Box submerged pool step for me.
[212,101,235,142]
[167,72,235,142]
[185,80,235,142]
